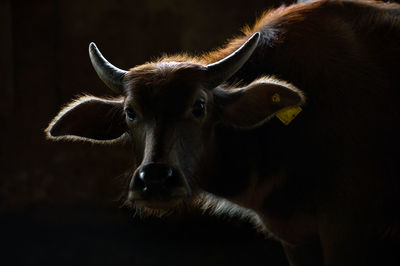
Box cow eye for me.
[125,108,137,121]
[192,99,205,118]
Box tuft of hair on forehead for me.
[124,60,207,92]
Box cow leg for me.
[281,241,323,266]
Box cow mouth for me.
[132,198,183,209]
[126,188,191,210]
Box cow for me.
[46,0,400,265]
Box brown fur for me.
[46,1,400,265]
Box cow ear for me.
[216,78,305,129]
[45,95,128,143]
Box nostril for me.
[140,164,172,185]
[131,163,187,197]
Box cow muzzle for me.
[128,163,192,208]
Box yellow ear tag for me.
[275,106,302,125]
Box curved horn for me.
[89,42,127,94]
[205,32,260,88]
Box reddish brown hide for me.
[46,1,400,265]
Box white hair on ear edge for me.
[44,94,129,144]
[297,0,314,3]
[222,75,306,130]
[251,75,306,105]
[195,191,269,235]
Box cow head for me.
[46,33,304,211]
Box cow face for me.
[46,34,304,211]
[122,62,215,209]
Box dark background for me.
[0,0,298,265]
